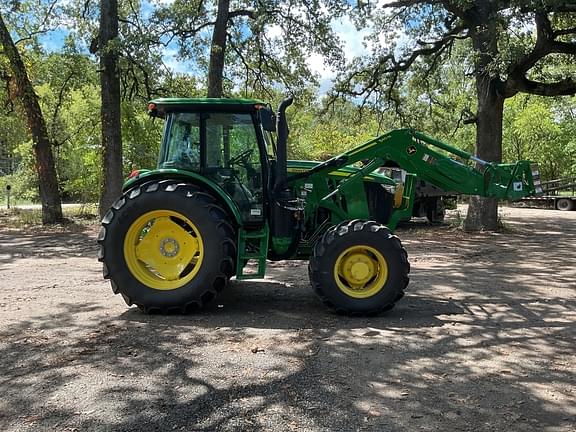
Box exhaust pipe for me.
[270,96,296,258]
[274,96,294,193]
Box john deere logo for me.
[407,146,417,155]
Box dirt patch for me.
[0,206,574,431]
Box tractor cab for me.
[147,98,278,224]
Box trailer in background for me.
[518,177,575,211]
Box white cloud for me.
[162,47,189,74]
[306,52,336,79]
[333,16,371,62]
[265,24,283,40]
[304,15,375,94]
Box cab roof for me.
[148,97,267,117]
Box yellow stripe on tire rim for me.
[124,210,204,290]
[333,245,388,298]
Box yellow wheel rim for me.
[123,210,204,290]
[333,245,388,298]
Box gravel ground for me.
[0,205,574,432]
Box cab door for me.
[204,112,264,223]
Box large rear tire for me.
[98,181,236,313]
[308,220,409,316]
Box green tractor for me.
[98,97,541,315]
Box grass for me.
[0,204,99,230]
[0,198,36,208]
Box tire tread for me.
[98,180,236,313]
[309,220,409,316]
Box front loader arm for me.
[289,128,541,201]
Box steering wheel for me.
[229,149,253,166]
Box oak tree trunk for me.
[464,5,503,232]
[0,12,62,224]
[207,0,229,98]
[98,0,123,218]
[463,75,504,231]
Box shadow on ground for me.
[1,295,574,431]
[0,228,98,268]
[0,207,574,431]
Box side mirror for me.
[259,107,276,132]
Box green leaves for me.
[504,95,576,180]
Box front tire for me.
[308,220,410,316]
[98,181,236,313]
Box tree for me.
[151,0,345,98]
[0,11,62,223]
[334,1,576,230]
[504,94,576,180]
[207,0,230,97]
[96,0,123,217]
[289,98,383,160]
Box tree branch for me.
[506,11,576,97]
[14,0,59,46]
[337,22,466,100]
[509,77,576,97]
[228,9,256,20]
[51,71,75,145]
[549,40,576,55]
[378,0,467,20]
[506,12,552,76]
[380,0,442,8]
[554,26,576,37]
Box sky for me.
[36,1,394,96]
[157,6,378,94]
[307,15,374,94]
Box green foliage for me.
[504,95,576,180]
[2,0,575,208]
[0,140,38,203]
[0,108,28,174]
[149,0,347,97]
[56,85,101,201]
[288,100,382,161]
[122,101,163,171]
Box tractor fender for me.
[122,169,243,226]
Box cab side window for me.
[163,113,201,170]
